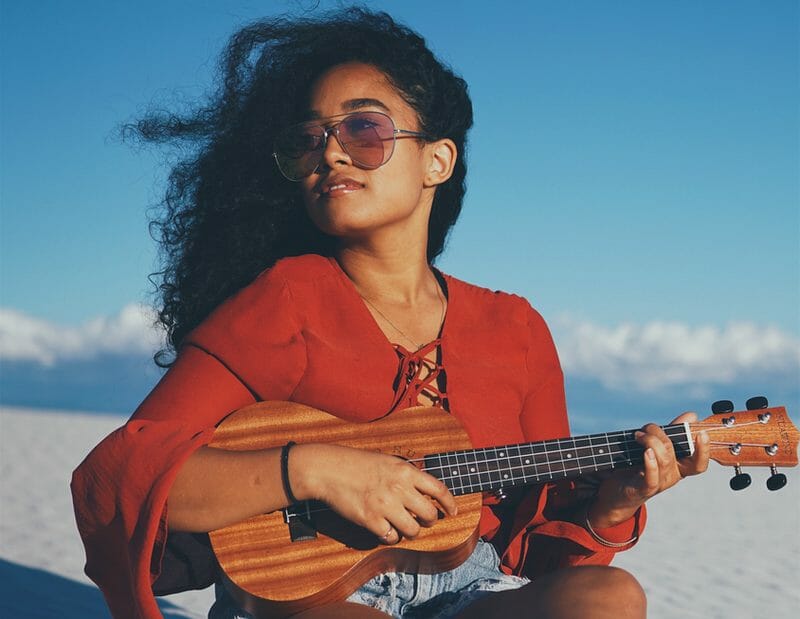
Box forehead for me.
[307,62,416,125]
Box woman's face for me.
[299,62,435,244]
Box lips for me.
[316,176,365,196]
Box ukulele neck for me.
[422,423,693,496]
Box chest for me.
[289,312,533,448]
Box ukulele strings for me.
[401,425,689,470]
[283,420,777,519]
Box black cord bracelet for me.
[280,441,299,505]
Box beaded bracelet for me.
[583,504,638,549]
[280,441,299,505]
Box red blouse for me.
[71,254,644,619]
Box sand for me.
[1,406,798,618]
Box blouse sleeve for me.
[71,271,307,619]
[498,303,646,578]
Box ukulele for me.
[207,397,798,618]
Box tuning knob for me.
[746,396,769,410]
[712,400,734,414]
[767,465,787,491]
[729,466,752,491]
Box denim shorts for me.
[209,539,529,618]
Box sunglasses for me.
[272,111,429,181]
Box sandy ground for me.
[1,406,798,618]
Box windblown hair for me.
[130,7,473,365]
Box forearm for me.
[167,445,289,532]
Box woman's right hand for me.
[290,443,458,544]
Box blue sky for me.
[1,1,798,423]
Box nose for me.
[317,126,352,172]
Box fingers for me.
[639,444,660,498]
[681,429,710,477]
[377,523,399,545]
[357,459,456,544]
[634,424,680,495]
[414,472,458,517]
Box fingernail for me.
[646,448,656,461]
[635,431,645,439]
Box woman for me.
[72,8,709,619]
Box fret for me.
[451,450,466,492]
[475,447,493,489]
[462,449,481,493]
[621,431,634,467]
[456,449,475,493]
[549,439,568,478]
[593,432,614,471]
[507,443,525,485]
[423,452,443,484]
[532,440,553,481]
[665,424,692,459]
[519,443,539,483]
[571,435,595,473]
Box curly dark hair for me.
[130,7,473,365]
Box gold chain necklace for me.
[361,283,446,351]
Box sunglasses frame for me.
[272,111,430,181]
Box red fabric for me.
[71,254,644,618]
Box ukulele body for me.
[208,401,483,618]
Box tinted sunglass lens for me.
[339,113,394,168]
[275,124,325,180]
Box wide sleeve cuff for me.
[498,483,646,577]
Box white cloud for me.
[2,306,798,397]
[0,305,163,366]
[552,316,800,393]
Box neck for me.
[335,245,435,305]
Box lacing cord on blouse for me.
[388,339,449,412]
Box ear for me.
[423,138,457,188]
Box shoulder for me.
[444,272,547,332]
[254,254,337,287]
[266,254,336,280]
[187,254,338,342]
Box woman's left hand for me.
[587,412,710,528]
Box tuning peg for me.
[729,465,752,491]
[712,400,734,414]
[767,465,787,491]
[746,396,769,410]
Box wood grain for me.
[208,402,482,618]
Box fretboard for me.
[422,423,693,496]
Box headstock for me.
[694,396,798,491]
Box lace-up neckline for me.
[388,338,449,412]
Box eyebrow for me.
[306,98,391,119]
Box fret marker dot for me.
[470,467,476,473]
[503,473,509,479]
[566,453,573,459]
[499,452,505,457]
[452,470,458,476]
[524,459,531,464]
[599,449,605,454]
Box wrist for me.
[284,442,328,502]
[582,500,640,549]
[586,497,640,529]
